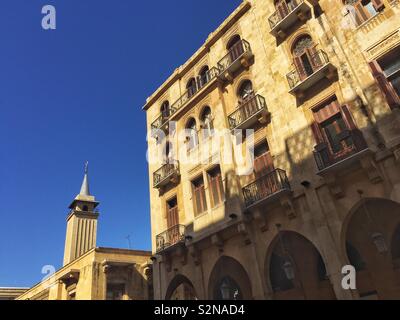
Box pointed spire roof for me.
[79,161,90,196]
[68,161,99,209]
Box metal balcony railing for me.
[153,162,180,189]
[150,67,219,131]
[313,130,368,171]
[151,106,177,131]
[268,0,303,29]
[217,39,252,74]
[156,224,186,253]
[228,94,268,130]
[286,50,330,90]
[242,169,291,208]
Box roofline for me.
[142,1,251,111]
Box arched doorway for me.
[266,231,336,300]
[344,198,400,299]
[227,35,244,63]
[165,275,197,300]
[208,256,252,300]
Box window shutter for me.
[306,46,322,71]
[276,1,289,19]
[311,122,325,144]
[354,3,369,24]
[372,0,384,11]
[340,105,357,130]
[369,61,400,109]
[293,56,307,80]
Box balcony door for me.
[167,198,179,245]
[227,35,244,64]
[238,80,257,120]
[275,0,297,19]
[292,35,321,80]
[312,98,360,163]
[253,142,278,196]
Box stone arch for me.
[264,231,336,300]
[207,256,252,300]
[165,274,198,300]
[341,197,400,299]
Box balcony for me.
[313,130,369,173]
[287,50,336,96]
[153,162,180,189]
[242,169,291,209]
[218,40,254,82]
[228,94,270,130]
[269,0,311,38]
[156,224,186,253]
[150,68,219,133]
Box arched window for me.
[344,0,383,26]
[292,35,321,80]
[227,35,244,63]
[83,205,89,212]
[187,78,198,98]
[186,118,198,151]
[160,101,170,119]
[238,80,254,101]
[198,66,210,88]
[200,106,213,139]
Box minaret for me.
[63,162,99,266]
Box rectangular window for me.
[192,176,207,216]
[166,197,179,228]
[207,166,224,207]
[379,47,400,97]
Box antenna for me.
[125,234,132,249]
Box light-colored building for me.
[144,0,400,300]
[0,288,29,300]
[16,166,153,300]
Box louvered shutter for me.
[369,61,400,109]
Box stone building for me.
[16,166,152,300]
[0,288,28,300]
[144,0,400,299]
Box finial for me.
[84,161,89,174]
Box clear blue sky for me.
[0,0,242,287]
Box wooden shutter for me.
[311,122,325,144]
[369,61,400,109]
[276,0,289,19]
[210,173,224,206]
[372,0,384,11]
[306,45,322,71]
[294,56,308,80]
[354,2,370,24]
[340,105,357,130]
[254,152,274,177]
[167,206,179,228]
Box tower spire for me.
[79,161,90,196]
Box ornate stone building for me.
[16,166,152,300]
[144,0,400,299]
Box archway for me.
[165,275,197,300]
[208,256,252,300]
[344,198,400,299]
[265,231,336,300]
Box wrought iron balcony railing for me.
[268,0,311,35]
[150,68,219,131]
[228,94,268,130]
[156,224,186,253]
[242,169,291,208]
[287,50,331,91]
[313,130,368,171]
[153,162,180,189]
[217,40,252,75]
